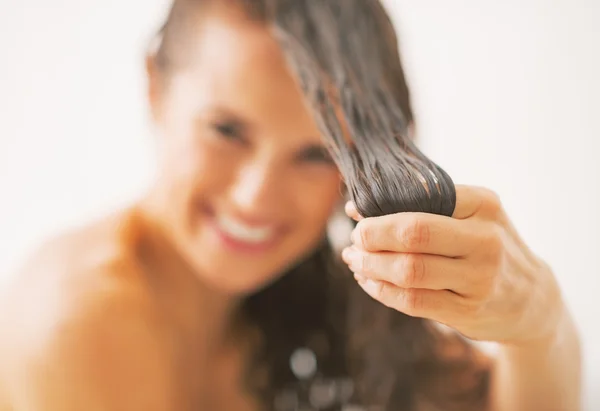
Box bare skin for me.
[0,4,581,411]
[0,209,260,411]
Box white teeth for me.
[216,214,274,243]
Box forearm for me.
[490,305,582,411]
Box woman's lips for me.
[201,205,285,254]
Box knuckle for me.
[356,220,374,249]
[399,254,426,287]
[359,252,372,274]
[398,216,430,250]
[397,289,426,314]
[478,187,504,219]
[376,283,392,307]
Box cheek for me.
[161,134,236,203]
[292,172,342,233]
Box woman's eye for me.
[299,146,335,165]
[213,121,245,142]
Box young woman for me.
[0,1,581,410]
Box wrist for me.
[503,301,576,354]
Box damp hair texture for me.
[152,1,490,410]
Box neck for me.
[132,195,242,353]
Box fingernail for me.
[341,246,356,263]
[351,227,360,245]
[341,247,360,271]
[359,279,380,296]
[344,201,356,215]
[354,272,366,283]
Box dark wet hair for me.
[150,1,489,409]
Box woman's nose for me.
[228,162,283,216]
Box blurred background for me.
[0,0,598,408]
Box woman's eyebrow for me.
[199,104,256,128]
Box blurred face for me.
[147,7,342,295]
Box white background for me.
[1,0,598,408]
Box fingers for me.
[344,185,503,256]
[342,185,509,334]
[341,247,472,292]
[356,278,460,320]
[453,185,504,220]
[344,201,364,222]
[350,212,481,257]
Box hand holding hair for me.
[342,185,566,347]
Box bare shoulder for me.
[0,209,178,411]
[0,208,151,335]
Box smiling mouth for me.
[201,206,285,254]
[214,213,276,243]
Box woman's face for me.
[148,8,342,295]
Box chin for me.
[195,258,288,297]
[188,237,310,297]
